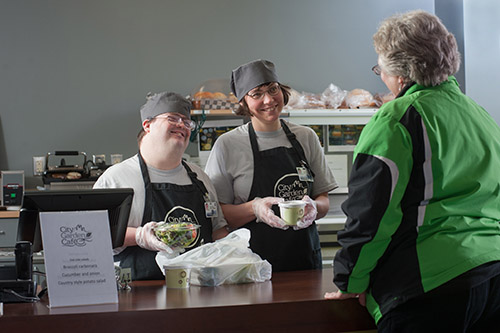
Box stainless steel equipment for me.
[42,151,99,189]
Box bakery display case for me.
[286,108,376,152]
[328,124,365,150]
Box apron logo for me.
[164,206,199,225]
[60,224,93,248]
[274,173,308,201]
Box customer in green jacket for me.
[325,10,500,331]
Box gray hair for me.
[373,10,461,86]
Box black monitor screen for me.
[17,188,134,252]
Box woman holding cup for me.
[205,59,338,272]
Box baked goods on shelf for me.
[193,91,215,100]
[191,79,239,111]
[374,92,396,106]
[343,89,378,108]
[191,79,388,111]
[285,83,387,110]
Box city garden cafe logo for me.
[274,174,308,201]
[164,206,199,225]
[60,224,93,248]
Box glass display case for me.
[327,124,365,151]
[286,109,377,151]
[308,125,325,147]
[198,126,238,152]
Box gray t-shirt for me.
[204,121,338,204]
[94,154,228,253]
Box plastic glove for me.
[294,195,317,230]
[252,197,288,230]
[135,221,184,255]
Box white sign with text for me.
[39,210,118,307]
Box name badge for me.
[205,201,218,218]
[297,166,313,182]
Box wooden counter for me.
[0,269,376,332]
[0,210,19,218]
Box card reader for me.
[1,170,24,207]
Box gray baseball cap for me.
[230,59,279,101]
[140,91,191,122]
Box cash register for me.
[0,188,134,303]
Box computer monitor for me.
[17,188,134,252]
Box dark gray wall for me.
[1,0,438,188]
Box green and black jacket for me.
[334,77,500,323]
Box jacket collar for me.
[399,76,459,98]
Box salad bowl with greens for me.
[154,222,201,249]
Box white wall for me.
[464,0,500,123]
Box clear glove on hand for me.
[135,221,184,255]
[252,197,288,230]
[294,195,317,230]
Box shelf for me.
[191,109,234,115]
[284,108,378,115]
[286,108,377,125]
[191,108,378,119]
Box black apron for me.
[245,120,322,272]
[114,153,212,280]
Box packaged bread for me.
[303,93,325,108]
[373,92,395,107]
[344,89,377,108]
[284,88,302,109]
[285,90,326,109]
[321,83,348,109]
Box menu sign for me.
[39,210,118,307]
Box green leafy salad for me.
[154,222,200,248]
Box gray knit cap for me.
[140,91,191,122]
[230,59,279,101]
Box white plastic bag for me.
[155,229,272,286]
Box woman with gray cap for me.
[205,59,338,272]
[94,92,228,280]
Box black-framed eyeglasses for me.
[155,114,197,131]
[372,65,381,76]
[247,83,281,100]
